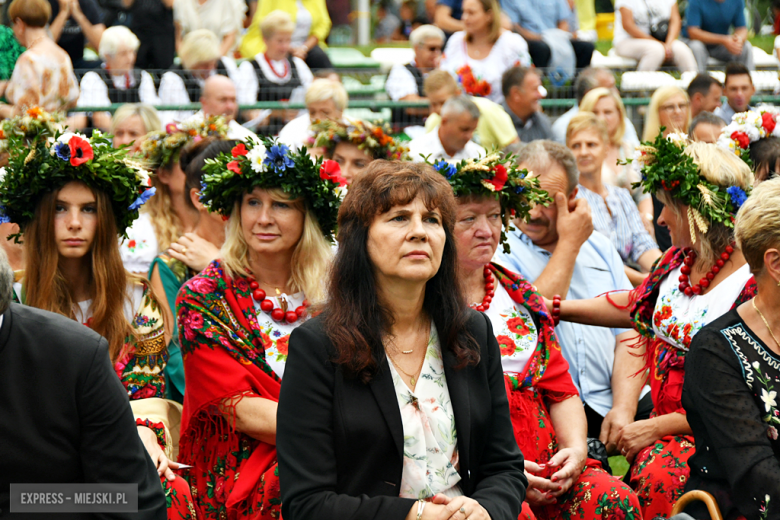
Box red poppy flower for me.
[731,131,750,149]
[496,335,516,356]
[763,112,776,134]
[320,159,348,186]
[232,143,248,157]
[506,317,530,336]
[276,336,289,355]
[485,163,508,191]
[227,160,242,174]
[68,136,93,167]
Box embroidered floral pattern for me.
[653,287,707,350]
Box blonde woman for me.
[277,78,348,152]
[439,0,530,104]
[580,87,654,232]
[157,29,240,124]
[176,139,343,518]
[642,85,691,142]
[119,117,227,274]
[555,139,755,518]
[111,103,162,151]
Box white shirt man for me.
[409,95,485,163]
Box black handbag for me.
[642,0,670,42]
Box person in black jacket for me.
[277,160,527,520]
[0,248,166,519]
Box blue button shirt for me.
[494,229,634,416]
[500,0,571,34]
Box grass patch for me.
[609,455,630,477]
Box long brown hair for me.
[23,182,134,361]
[323,161,479,383]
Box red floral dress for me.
[489,264,642,520]
[177,260,295,519]
[627,248,756,519]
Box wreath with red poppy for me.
[425,151,551,253]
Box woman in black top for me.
[277,160,526,520]
[683,177,780,520]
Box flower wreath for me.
[0,106,64,151]
[456,65,491,98]
[140,116,229,169]
[310,119,410,161]
[200,137,347,240]
[631,131,750,243]
[717,107,780,167]
[426,151,550,253]
[0,129,156,242]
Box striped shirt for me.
[576,183,658,264]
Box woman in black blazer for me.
[277,161,527,520]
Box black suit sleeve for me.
[470,312,527,520]
[277,325,417,520]
[77,338,166,520]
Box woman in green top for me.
[0,25,24,101]
[149,138,235,402]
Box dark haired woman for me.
[175,139,342,518]
[437,155,642,520]
[149,138,236,402]
[276,160,527,520]
[0,128,196,519]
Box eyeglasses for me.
[660,102,690,113]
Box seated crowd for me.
[2,0,780,518]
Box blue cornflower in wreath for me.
[0,113,156,241]
[200,137,346,240]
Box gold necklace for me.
[752,298,780,349]
[388,353,425,388]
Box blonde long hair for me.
[144,169,182,252]
[643,86,691,142]
[580,87,627,146]
[220,188,333,303]
[22,183,138,362]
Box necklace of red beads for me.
[263,54,290,79]
[678,244,734,297]
[470,265,495,312]
[248,279,308,324]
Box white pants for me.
[614,38,698,72]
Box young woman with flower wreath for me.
[120,116,228,274]
[175,138,345,518]
[432,154,643,520]
[0,127,197,519]
[310,119,410,184]
[553,135,755,518]
[718,107,780,184]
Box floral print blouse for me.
[388,325,463,500]
[483,282,538,375]
[251,290,308,379]
[653,263,753,352]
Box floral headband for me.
[631,131,750,243]
[200,137,346,240]
[427,151,551,253]
[717,107,780,167]
[0,128,156,241]
[140,116,229,170]
[310,119,410,161]
[0,106,64,150]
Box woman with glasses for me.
[642,86,691,142]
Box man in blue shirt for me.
[500,0,593,69]
[494,140,651,451]
[683,0,753,72]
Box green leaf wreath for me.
[0,128,156,242]
[630,131,750,241]
[199,137,346,240]
[426,151,551,253]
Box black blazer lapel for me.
[443,347,471,484]
[369,354,405,461]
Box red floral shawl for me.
[628,247,757,416]
[177,260,282,518]
[490,264,579,460]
